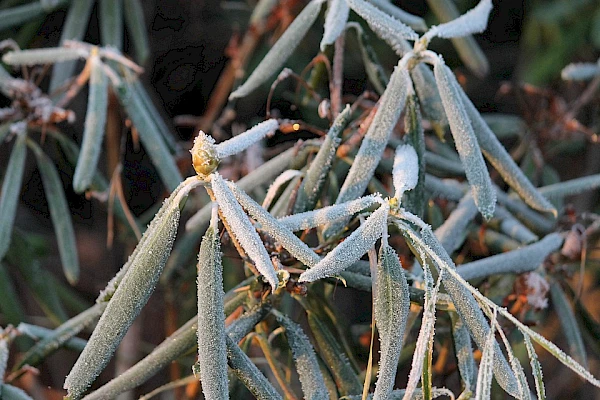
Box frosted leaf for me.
[227,304,270,343]
[2,47,87,65]
[279,194,382,231]
[561,61,600,81]
[73,55,108,193]
[474,310,496,400]
[457,232,563,281]
[493,206,539,244]
[521,331,546,400]
[228,181,321,267]
[0,332,8,383]
[65,178,199,399]
[373,245,410,399]
[425,0,492,40]
[321,0,350,50]
[493,319,530,400]
[186,147,295,231]
[434,192,478,254]
[410,64,448,129]
[229,0,324,99]
[550,282,587,367]
[347,0,418,54]
[364,0,426,31]
[434,60,496,219]
[294,104,351,213]
[538,173,600,200]
[211,174,279,291]
[323,64,409,237]
[299,203,389,282]
[392,144,419,199]
[263,169,303,210]
[450,311,476,391]
[457,88,556,215]
[226,336,283,399]
[196,210,228,400]
[272,310,329,399]
[216,119,279,159]
[424,174,466,201]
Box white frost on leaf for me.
[211,174,279,291]
[321,0,350,50]
[216,119,279,159]
[299,203,389,282]
[392,144,419,200]
[425,0,492,40]
[561,61,600,81]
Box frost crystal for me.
[392,144,419,199]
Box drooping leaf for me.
[410,65,448,131]
[211,174,279,291]
[229,0,324,99]
[434,192,478,254]
[450,311,476,393]
[434,59,496,219]
[346,23,388,95]
[425,0,493,40]
[373,245,410,399]
[402,95,426,217]
[0,263,24,325]
[521,331,546,400]
[474,311,496,400]
[28,140,80,285]
[123,0,150,64]
[364,0,427,31]
[49,0,95,92]
[321,0,350,50]
[550,282,588,368]
[64,178,200,399]
[0,133,27,260]
[114,80,183,192]
[196,209,228,400]
[73,55,109,193]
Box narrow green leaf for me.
[295,105,351,213]
[0,262,24,325]
[299,203,389,282]
[216,119,279,159]
[0,133,26,260]
[521,331,546,400]
[2,47,85,66]
[0,0,67,32]
[15,303,105,370]
[0,384,34,400]
[346,23,388,95]
[28,140,80,285]
[474,311,496,400]
[550,282,588,368]
[123,0,150,64]
[229,182,320,267]
[114,80,183,192]
[424,174,466,201]
[211,174,279,291]
[491,206,539,244]
[229,0,324,99]
[49,0,95,92]
[196,209,229,400]
[226,335,283,399]
[73,56,108,193]
[494,188,555,233]
[321,0,350,50]
[373,245,410,399]
[434,60,496,219]
[402,96,426,217]
[16,323,87,352]
[538,174,600,200]
[65,178,200,399]
[457,88,556,216]
[272,310,328,400]
[457,233,562,281]
[99,0,123,50]
[307,311,362,396]
[323,63,409,237]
